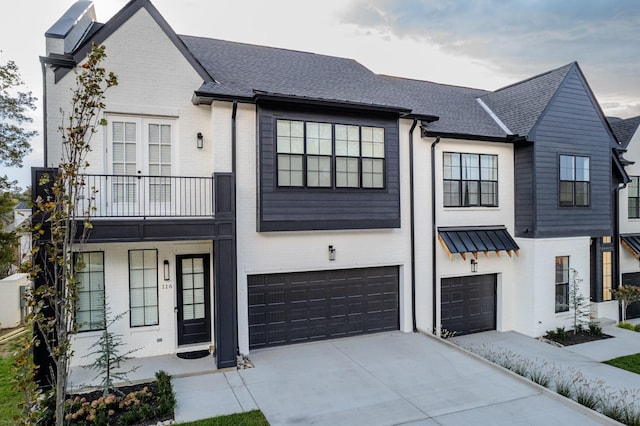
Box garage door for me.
[621,273,640,319]
[441,274,496,336]
[248,266,399,349]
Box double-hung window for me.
[443,152,498,207]
[628,177,640,219]
[75,252,105,332]
[559,155,589,207]
[555,256,570,313]
[129,249,159,327]
[277,119,385,189]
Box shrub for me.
[555,326,569,340]
[588,321,603,336]
[554,374,573,398]
[528,363,552,388]
[619,322,635,330]
[155,370,176,417]
[635,324,640,333]
[572,374,604,410]
[545,329,556,339]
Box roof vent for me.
[45,1,96,55]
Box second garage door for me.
[441,274,496,336]
[248,266,399,349]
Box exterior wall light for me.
[196,132,204,149]
[328,245,336,261]
[163,259,170,281]
[471,259,478,273]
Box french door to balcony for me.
[108,117,174,217]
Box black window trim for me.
[628,176,640,219]
[128,248,160,328]
[555,255,570,313]
[275,118,387,191]
[558,153,591,208]
[442,151,499,208]
[74,251,106,333]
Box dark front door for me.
[441,274,496,336]
[176,254,211,346]
[248,266,399,349]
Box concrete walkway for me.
[172,332,615,425]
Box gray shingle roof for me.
[610,115,640,148]
[380,76,507,137]
[181,36,408,110]
[480,63,574,138]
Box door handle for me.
[174,307,178,314]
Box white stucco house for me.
[33,0,631,382]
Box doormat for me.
[176,350,210,360]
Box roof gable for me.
[480,63,573,138]
[610,115,640,148]
[45,0,210,83]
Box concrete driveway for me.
[173,331,613,425]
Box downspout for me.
[614,182,624,318]
[430,136,441,335]
[40,61,48,166]
[231,101,238,356]
[409,119,418,332]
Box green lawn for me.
[177,410,269,425]
[604,353,640,375]
[0,346,20,425]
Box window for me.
[276,119,385,189]
[602,236,613,301]
[75,252,105,332]
[443,152,498,207]
[628,177,640,218]
[559,155,589,207]
[109,118,174,205]
[555,256,569,313]
[129,250,159,327]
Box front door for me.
[176,254,211,345]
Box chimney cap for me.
[45,1,94,39]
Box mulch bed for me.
[63,381,173,425]
[543,330,613,346]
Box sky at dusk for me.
[2,0,639,188]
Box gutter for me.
[409,119,418,332]
[430,136,441,335]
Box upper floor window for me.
[559,155,589,207]
[628,176,640,219]
[443,152,498,207]
[276,119,385,189]
[555,256,570,313]
[75,252,105,332]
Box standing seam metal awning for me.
[621,235,640,260]
[438,226,520,260]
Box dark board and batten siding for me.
[515,67,614,239]
[258,104,401,231]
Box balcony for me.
[77,174,215,218]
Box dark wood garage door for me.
[248,266,399,349]
[441,274,496,336]
[621,273,640,319]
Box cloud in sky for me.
[339,0,640,118]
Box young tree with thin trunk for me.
[17,44,117,425]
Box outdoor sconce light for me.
[328,245,336,261]
[163,260,170,281]
[471,259,478,273]
[196,132,204,149]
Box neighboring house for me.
[611,115,640,319]
[35,0,629,376]
[13,201,31,268]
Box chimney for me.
[45,1,96,55]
